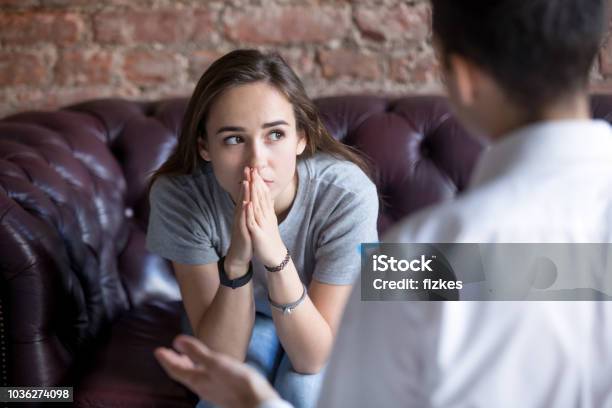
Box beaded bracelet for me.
[264,249,291,272]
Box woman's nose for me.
[247,141,267,169]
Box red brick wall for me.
[0,0,611,118]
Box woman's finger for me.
[246,201,258,232]
[251,180,264,224]
[243,180,251,209]
[254,170,265,201]
[240,181,248,209]
[239,200,250,238]
[243,170,251,203]
[260,175,274,212]
[253,169,270,216]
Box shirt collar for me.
[468,119,612,189]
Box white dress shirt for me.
[317,120,612,408]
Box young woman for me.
[146,49,379,408]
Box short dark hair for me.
[431,0,608,111]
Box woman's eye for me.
[269,130,285,141]
[223,136,243,145]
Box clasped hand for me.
[225,167,286,275]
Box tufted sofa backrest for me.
[2,94,612,386]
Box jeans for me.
[190,313,325,408]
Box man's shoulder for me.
[384,201,465,243]
[383,185,507,243]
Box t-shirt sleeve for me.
[312,180,379,285]
[146,176,219,265]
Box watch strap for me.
[218,257,253,289]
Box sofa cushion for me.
[74,301,196,408]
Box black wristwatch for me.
[218,256,253,289]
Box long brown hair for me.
[149,49,370,187]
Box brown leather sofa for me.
[1,95,610,407]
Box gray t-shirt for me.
[146,152,379,316]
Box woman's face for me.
[200,81,307,203]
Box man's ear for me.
[197,137,211,161]
[296,130,307,155]
[447,54,482,107]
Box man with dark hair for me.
[155,0,612,406]
[432,0,603,115]
[318,1,612,406]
